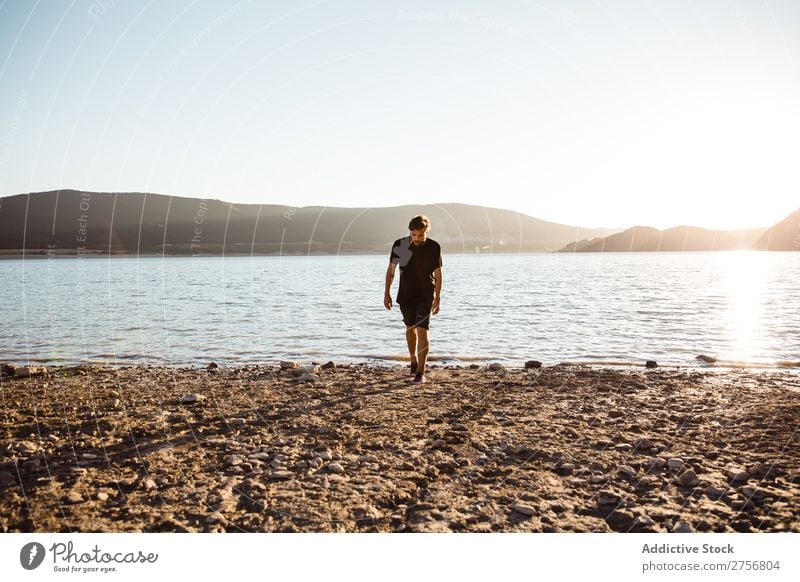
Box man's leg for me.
[416,327,429,373]
[405,326,418,371]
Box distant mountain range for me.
[558,209,799,252]
[558,225,767,252]
[0,190,617,255]
[1,190,795,255]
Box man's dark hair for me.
[408,215,431,231]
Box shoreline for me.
[1,363,798,532]
[2,358,798,373]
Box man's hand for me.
[384,292,393,310]
[432,297,440,315]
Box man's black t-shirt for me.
[389,237,442,305]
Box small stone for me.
[614,443,632,452]
[742,486,766,500]
[431,439,446,449]
[597,490,621,505]
[357,454,379,464]
[524,360,542,369]
[617,465,637,479]
[295,365,321,375]
[317,450,333,461]
[207,512,227,525]
[635,515,655,527]
[677,469,699,488]
[671,520,695,533]
[143,479,157,490]
[297,372,319,383]
[703,450,719,460]
[321,361,336,369]
[224,455,244,466]
[667,458,684,470]
[228,418,246,427]
[96,492,109,501]
[730,499,755,512]
[16,440,39,454]
[558,463,575,475]
[645,360,658,368]
[696,355,716,364]
[726,467,749,483]
[705,484,727,499]
[81,453,99,460]
[180,393,206,404]
[747,463,771,477]
[280,361,298,369]
[269,470,293,480]
[646,457,667,471]
[634,437,653,450]
[206,362,219,371]
[511,503,536,516]
[327,462,345,474]
[469,364,480,370]
[65,493,84,504]
[488,363,504,371]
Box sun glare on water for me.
[720,251,770,363]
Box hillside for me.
[753,209,800,251]
[0,190,617,255]
[559,225,767,253]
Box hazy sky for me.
[0,0,797,230]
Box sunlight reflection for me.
[720,251,769,362]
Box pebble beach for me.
[1,362,798,533]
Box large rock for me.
[14,366,46,378]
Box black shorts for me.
[400,303,432,329]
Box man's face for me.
[409,228,428,246]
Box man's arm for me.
[432,267,442,314]
[384,261,397,309]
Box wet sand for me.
[1,363,798,532]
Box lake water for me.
[1,252,798,368]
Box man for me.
[384,215,443,383]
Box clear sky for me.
[0,0,797,230]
